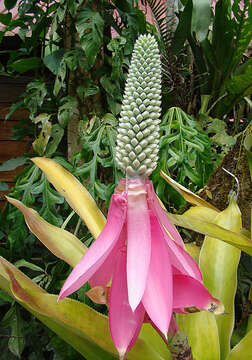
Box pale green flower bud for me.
[116,34,161,177]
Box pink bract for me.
[59,178,220,358]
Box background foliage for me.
[0,0,251,358]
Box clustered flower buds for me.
[116,34,162,177]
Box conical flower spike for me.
[115,34,161,177]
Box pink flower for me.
[59,178,221,358]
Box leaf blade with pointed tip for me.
[7,197,86,268]
[31,157,106,239]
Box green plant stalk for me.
[199,197,241,360]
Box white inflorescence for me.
[115,34,161,178]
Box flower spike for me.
[115,34,162,178]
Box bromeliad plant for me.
[1,34,252,360]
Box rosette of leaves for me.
[152,107,213,206]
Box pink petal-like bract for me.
[109,247,145,358]
[58,193,127,300]
[89,225,126,287]
[146,179,202,282]
[127,179,151,311]
[142,214,173,337]
[146,178,184,247]
[162,227,203,282]
[57,175,220,358]
[173,274,219,311]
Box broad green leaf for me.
[4,0,17,10]
[0,156,27,171]
[32,158,106,239]
[199,197,241,359]
[166,209,252,255]
[1,304,25,358]
[160,170,219,211]
[177,312,220,360]
[171,0,193,54]
[183,205,218,221]
[58,96,78,128]
[216,59,252,117]
[10,58,42,74]
[43,49,64,75]
[46,124,64,157]
[7,197,86,268]
[138,324,171,360]
[0,257,170,360]
[229,1,252,77]
[0,257,117,360]
[226,330,252,360]
[191,0,211,42]
[0,13,12,25]
[76,8,104,66]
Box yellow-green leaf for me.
[184,243,200,264]
[199,197,241,359]
[226,330,252,360]
[183,206,218,221]
[160,170,219,211]
[32,157,106,239]
[166,210,252,256]
[176,312,220,360]
[0,257,169,360]
[7,197,86,268]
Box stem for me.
[61,210,75,229]
[151,316,194,360]
[74,217,82,237]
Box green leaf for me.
[166,209,252,256]
[199,197,241,359]
[24,80,47,120]
[32,157,106,239]
[0,13,12,26]
[4,0,17,10]
[171,0,193,54]
[14,259,44,273]
[31,174,64,227]
[191,0,212,42]
[0,181,8,190]
[53,59,66,96]
[229,1,252,76]
[215,59,252,117]
[0,289,13,303]
[7,197,86,268]
[43,49,64,75]
[58,97,78,128]
[0,157,27,171]
[227,330,252,360]
[46,124,64,157]
[10,58,42,74]
[0,257,169,360]
[32,114,52,156]
[76,7,104,66]
[1,304,25,358]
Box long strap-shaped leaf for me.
[0,257,170,360]
[32,157,106,239]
